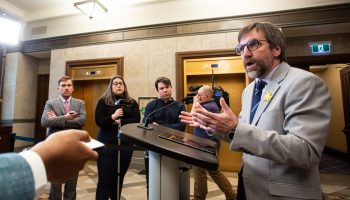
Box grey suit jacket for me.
[0,153,35,200]
[41,96,86,135]
[230,62,331,199]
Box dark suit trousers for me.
[49,176,78,200]
[95,144,133,200]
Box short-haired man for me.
[180,22,331,199]
[143,76,186,131]
[41,76,87,200]
[191,85,235,200]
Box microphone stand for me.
[137,97,191,130]
[117,120,121,200]
[114,99,123,200]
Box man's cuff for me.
[19,150,48,192]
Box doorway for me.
[67,58,124,138]
[73,80,109,138]
[176,50,247,172]
[289,54,350,157]
[34,74,49,141]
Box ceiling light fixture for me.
[74,0,108,20]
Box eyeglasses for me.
[235,39,268,55]
[112,82,124,86]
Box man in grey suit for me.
[41,76,87,200]
[180,22,331,200]
[0,129,98,200]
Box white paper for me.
[83,138,105,149]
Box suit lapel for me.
[245,83,255,123]
[251,62,290,125]
[70,98,77,111]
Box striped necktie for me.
[250,80,266,123]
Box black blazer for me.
[95,97,140,144]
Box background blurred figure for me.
[41,76,86,200]
[95,75,140,200]
[0,129,98,200]
[191,85,235,200]
[180,22,331,200]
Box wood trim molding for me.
[66,57,124,78]
[13,3,350,54]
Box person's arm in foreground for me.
[0,130,98,200]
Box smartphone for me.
[83,138,105,150]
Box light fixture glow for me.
[74,0,108,19]
[0,17,21,45]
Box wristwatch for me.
[227,129,235,139]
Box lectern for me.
[120,123,218,200]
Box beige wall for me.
[2,53,39,147]
[38,59,50,74]
[315,64,347,152]
[48,32,239,100]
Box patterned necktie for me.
[250,80,266,123]
[64,100,70,114]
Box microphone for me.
[114,99,124,109]
[137,96,192,130]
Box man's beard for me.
[245,58,270,79]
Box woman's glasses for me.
[112,82,124,86]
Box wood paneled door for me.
[177,50,246,172]
[74,80,109,139]
[67,57,124,138]
[35,74,49,141]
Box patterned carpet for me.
[36,151,350,200]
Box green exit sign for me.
[309,42,332,55]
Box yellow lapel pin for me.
[264,91,273,102]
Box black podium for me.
[120,123,218,200]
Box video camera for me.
[184,84,230,110]
[184,63,230,109]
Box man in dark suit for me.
[41,76,86,200]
